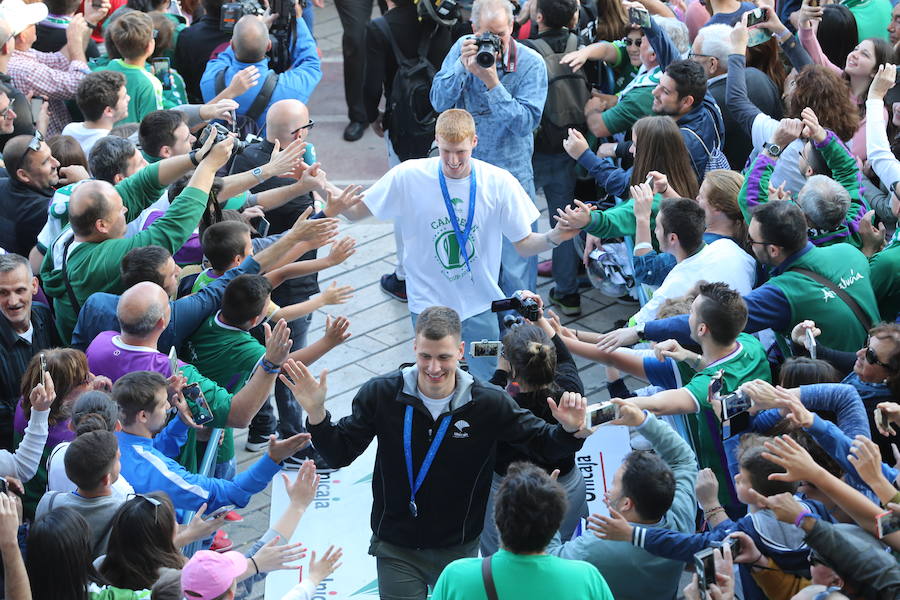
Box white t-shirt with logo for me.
[364,157,540,320]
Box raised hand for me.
[587,505,633,541]
[324,184,365,217]
[761,435,823,483]
[869,64,897,101]
[554,199,594,230]
[326,237,356,266]
[264,319,292,366]
[559,47,591,72]
[547,391,587,433]
[609,398,647,428]
[264,138,306,179]
[251,535,307,573]
[631,182,654,223]
[308,546,344,586]
[267,432,313,463]
[283,459,320,509]
[595,327,639,352]
[695,468,720,509]
[653,339,694,363]
[227,66,261,97]
[28,370,56,413]
[279,360,328,424]
[562,128,590,160]
[800,107,827,143]
[323,315,352,345]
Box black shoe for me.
[380,272,407,302]
[244,432,276,453]
[548,287,581,316]
[282,445,338,472]
[343,121,367,142]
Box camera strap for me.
[214,70,278,123]
[60,235,82,316]
[438,166,476,272]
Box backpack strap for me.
[215,69,226,95]
[788,267,873,334]
[481,556,500,600]
[374,18,415,68]
[528,37,553,57]
[245,71,279,122]
[46,490,62,512]
[60,235,81,316]
[680,126,713,156]
[563,32,579,54]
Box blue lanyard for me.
[438,166,477,272]
[403,404,452,518]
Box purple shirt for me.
[86,331,177,382]
[14,401,73,448]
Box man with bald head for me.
[200,14,321,130]
[40,134,234,343]
[86,279,299,475]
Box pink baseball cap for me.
[181,550,247,600]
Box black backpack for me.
[526,34,591,154]
[374,18,439,161]
[214,69,279,139]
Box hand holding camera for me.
[461,34,502,87]
[200,130,237,170]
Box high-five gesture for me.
[279,360,329,425]
[547,391,588,432]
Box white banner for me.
[265,442,379,600]
[574,425,632,518]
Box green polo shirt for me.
[177,363,236,469]
[869,234,900,322]
[103,59,163,125]
[185,312,265,394]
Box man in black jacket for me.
[279,306,587,600]
[174,0,231,103]
[0,254,59,450]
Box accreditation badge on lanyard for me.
[438,165,477,276]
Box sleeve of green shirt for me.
[869,248,900,321]
[584,195,661,239]
[115,162,166,221]
[131,78,162,123]
[816,130,868,234]
[601,86,654,135]
[117,186,208,256]
[682,372,711,413]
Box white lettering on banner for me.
[265,444,380,599]
[574,425,631,518]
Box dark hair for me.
[76,70,126,122]
[870,323,900,397]
[201,0,225,19]
[415,306,461,340]
[738,439,798,497]
[109,123,139,138]
[852,38,895,120]
[817,4,858,70]
[658,197,705,254]
[47,135,88,170]
[20,349,89,426]
[120,245,172,290]
[149,12,175,56]
[112,371,167,426]
[746,38,786,93]
[109,11,154,60]
[201,220,252,272]
[44,0,82,14]
[502,324,557,392]
[100,492,185,590]
[65,430,119,491]
[139,110,187,158]
[695,281,748,346]
[620,451,676,521]
[537,0,577,29]
[71,391,120,434]
[89,135,137,184]
[804,141,831,178]
[630,116,699,200]
[751,201,808,255]
[126,0,171,10]
[665,59,707,108]
[779,357,841,387]
[221,274,272,326]
[2,135,38,182]
[787,66,859,143]
[26,508,105,600]
[592,0,628,42]
[493,462,567,553]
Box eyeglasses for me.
[688,51,715,60]
[127,493,161,523]
[24,130,43,157]
[864,345,893,370]
[152,28,159,39]
[747,235,776,247]
[621,36,643,47]
[290,120,315,136]
[0,104,12,120]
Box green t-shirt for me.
[178,363,235,468]
[843,0,892,41]
[103,59,164,125]
[680,333,772,507]
[432,550,614,600]
[870,237,900,322]
[610,41,640,93]
[185,313,265,394]
[601,68,659,134]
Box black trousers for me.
[335,0,377,122]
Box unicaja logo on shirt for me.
[452,420,470,439]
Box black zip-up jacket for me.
[307,366,584,549]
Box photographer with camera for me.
[479,290,588,556]
[200,13,321,130]
[174,0,235,102]
[431,0,548,299]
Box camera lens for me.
[475,48,496,68]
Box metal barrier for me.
[181,427,223,558]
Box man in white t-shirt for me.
[338,109,579,378]
[61,70,129,157]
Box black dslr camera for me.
[196,123,249,156]
[473,32,502,68]
[491,291,541,322]
[219,0,265,33]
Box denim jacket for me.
[430,37,547,186]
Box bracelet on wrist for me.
[794,511,814,527]
[250,556,259,575]
[260,358,281,374]
[188,150,199,166]
[545,231,560,248]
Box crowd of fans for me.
[0,0,900,596]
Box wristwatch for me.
[763,142,782,157]
[251,166,266,184]
[634,321,646,339]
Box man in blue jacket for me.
[200,15,321,130]
[113,370,310,511]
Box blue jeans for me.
[410,308,499,381]
[533,152,578,296]
[498,178,538,298]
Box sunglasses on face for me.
[127,493,162,523]
[621,36,643,46]
[24,130,43,157]
[290,120,316,136]
[865,345,893,370]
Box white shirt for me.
[46,441,134,498]
[364,157,540,319]
[632,238,756,325]
[60,122,110,157]
[866,98,900,191]
[17,324,33,344]
[417,390,453,420]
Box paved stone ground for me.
[227,7,646,597]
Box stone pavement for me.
[226,7,645,597]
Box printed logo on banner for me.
[350,580,380,596]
